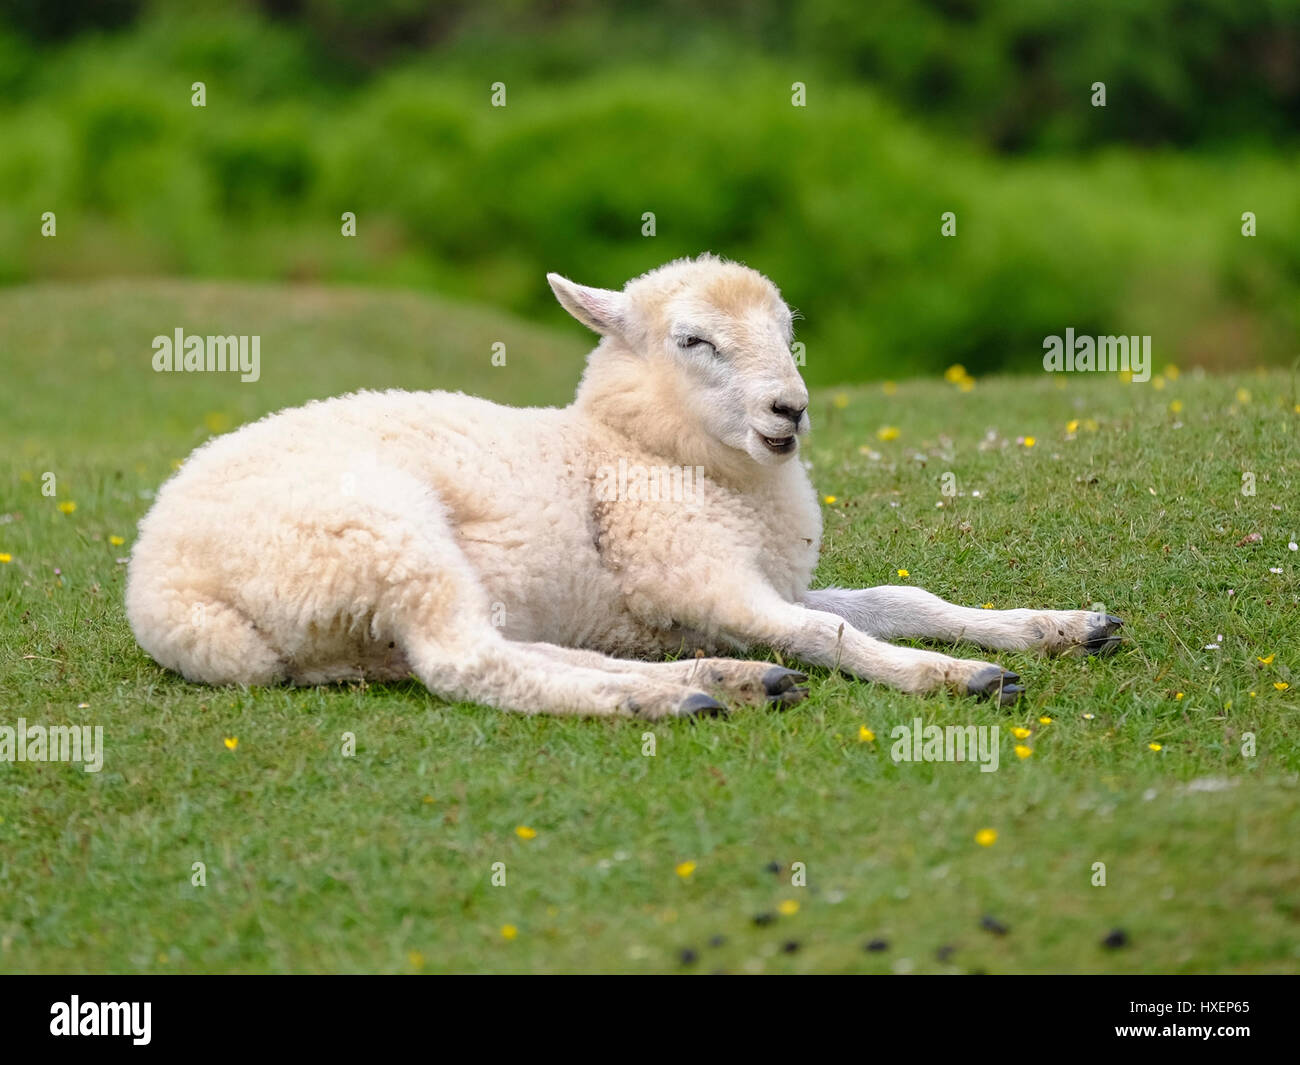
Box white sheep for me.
[126,254,1122,717]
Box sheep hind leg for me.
[519,642,809,708]
[401,630,740,719]
[376,539,730,717]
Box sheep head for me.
[551,254,810,472]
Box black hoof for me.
[679,692,727,718]
[1084,614,1124,656]
[767,686,809,709]
[997,684,1025,707]
[968,666,1024,706]
[763,666,808,697]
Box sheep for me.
[125,254,1123,718]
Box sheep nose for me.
[771,401,807,427]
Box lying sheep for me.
[126,254,1123,717]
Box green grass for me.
[1,281,1298,974]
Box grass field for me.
[1,280,1298,974]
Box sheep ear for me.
[547,273,627,336]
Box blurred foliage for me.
[796,0,1300,151]
[0,2,1297,382]
[8,0,1295,150]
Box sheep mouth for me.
[759,433,797,454]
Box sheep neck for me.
[573,346,767,490]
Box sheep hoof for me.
[762,666,807,696]
[1083,614,1124,656]
[996,684,1025,706]
[967,666,1023,706]
[767,686,809,709]
[679,692,728,718]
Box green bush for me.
[0,8,1296,382]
